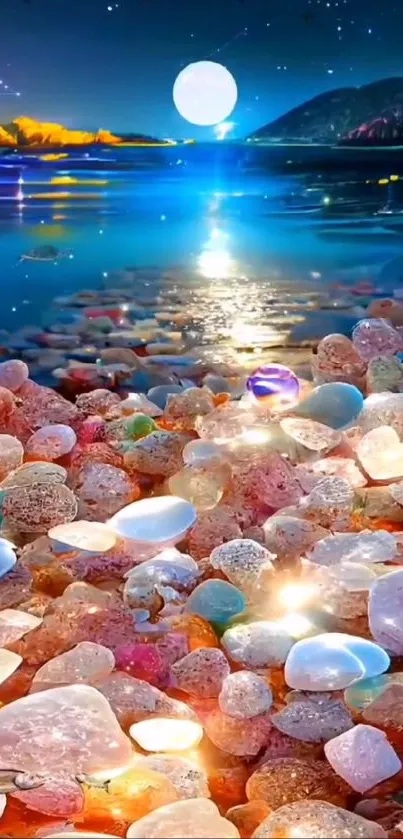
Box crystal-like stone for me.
[285,634,390,691]
[253,800,387,838]
[31,641,115,691]
[126,799,240,839]
[218,671,272,719]
[324,724,402,793]
[271,696,353,742]
[222,621,293,668]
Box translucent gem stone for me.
[168,464,229,512]
[77,767,178,828]
[130,718,203,752]
[171,648,230,698]
[247,364,300,405]
[313,333,367,383]
[290,382,364,429]
[185,580,246,624]
[182,440,225,467]
[218,671,272,719]
[253,800,387,838]
[0,435,23,482]
[352,318,402,362]
[109,496,196,547]
[133,755,210,800]
[309,530,397,567]
[285,634,390,691]
[324,724,402,793]
[25,424,77,460]
[271,696,353,742]
[222,621,293,668]
[344,674,397,713]
[280,418,341,453]
[295,456,366,493]
[48,521,117,553]
[0,609,42,646]
[304,477,354,528]
[125,413,157,440]
[31,641,115,691]
[0,649,22,684]
[367,355,403,393]
[0,684,132,775]
[357,426,403,480]
[226,801,271,838]
[126,798,240,839]
[76,388,121,417]
[368,568,403,654]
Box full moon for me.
[173,61,238,127]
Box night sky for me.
[0,0,401,138]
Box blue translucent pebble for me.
[292,382,364,429]
[0,537,16,579]
[339,634,390,680]
[344,674,390,712]
[147,384,184,409]
[185,579,246,624]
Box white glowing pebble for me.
[129,718,203,752]
[0,649,22,685]
[173,61,238,127]
[109,496,196,546]
[183,439,225,467]
[0,794,5,818]
[357,426,403,481]
[120,393,163,417]
[48,520,117,553]
[285,633,390,692]
[127,799,240,839]
[0,537,16,579]
[0,609,42,647]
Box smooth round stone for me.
[182,440,225,467]
[284,633,390,691]
[309,530,397,567]
[271,696,353,743]
[120,392,163,417]
[0,359,29,392]
[129,718,203,752]
[357,426,403,481]
[219,671,273,719]
[368,567,403,654]
[352,317,402,362]
[280,418,341,453]
[324,724,402,793]
[25,424,77,460]
[109,496,196,547]
[185,580,246,624]
[168,465,228,512]
[48,521,117,554]
[147,384,184,410]
[0,435,24,481]
[291,382,364,429]
[0,461,67,489]
[0,609,42,646]
[125,414,157,440]
[127,799,240,839]
[31,641,115,692]
[253,801,387,839]
[222,621,293,668]
[0,536,17,578]
[344,674,393,713]
[247,364,300,405]
[0,649,22,685]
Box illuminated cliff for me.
[0,126,16,146]
[10,117,121,146]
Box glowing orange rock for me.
[76,770,177,833]
[226,801,271,838]
[126,799,240,838]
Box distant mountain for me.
[248,78,403,146]
[0,116,163,147]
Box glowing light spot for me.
[214,121,235,141]
[129,718,203,752]
[277,613,316,639]
[173,61,238,126]
[198,248,234,279]
[278,583,318,611]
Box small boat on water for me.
[19,245,73,262]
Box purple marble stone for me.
[246,364,300,403]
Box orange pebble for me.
[213,392,230,406]
[226,801,272,838]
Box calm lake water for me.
[2,142,403,356]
